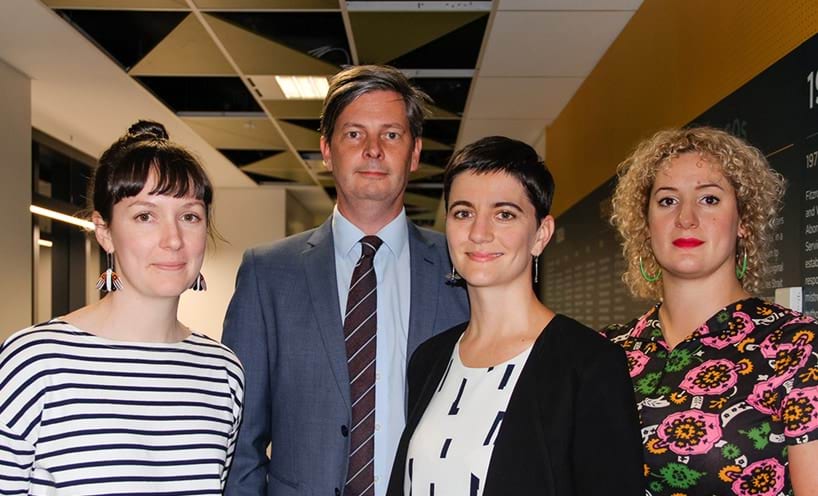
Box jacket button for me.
[335,488,341,496]
[341,425,349,437]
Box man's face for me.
[320,90,421,216]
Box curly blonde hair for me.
[610,126,785,300]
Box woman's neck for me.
[63,292,187,343]
[659,274,750,350]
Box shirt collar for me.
[331,205,408,259]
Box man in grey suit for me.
[222,65,469,496]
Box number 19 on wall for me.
[809,69,818,109]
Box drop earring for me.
[190,272,207,291]
[96,252,123,292]
[445,265,462,285]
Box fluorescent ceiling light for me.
[275,76,329,100]
[38,239,53,248]
[30,205,95,231]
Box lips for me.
[153,263,186,270]
[467,252,501,262]
[673,238,704,248]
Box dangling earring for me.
[639,256,661,283]
[445,265,462,285]
[96,252,123,292]
[533,256,539,284]
[190,272,207,291]
[735,249,748,280]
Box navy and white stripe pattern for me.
[404,340,532,496]
[0,321,244,495]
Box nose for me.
[675,201,699,229]
[159,220,184,250]
[363,135,384,160]
[468,213,494,244]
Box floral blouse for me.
[603,298,818,496]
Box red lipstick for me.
[673,238,704,248]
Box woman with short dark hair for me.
[0,120,244,495]
[388,136,644,496]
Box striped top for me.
[0,320,244,495]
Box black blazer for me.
[387,315,645,496]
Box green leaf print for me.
[658,462,705,489]
[740,422,771,450]
[635,371,662,395]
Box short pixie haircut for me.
[320,65,432,140]
[91,120,214,233]
[443,136,555,224]
[611,126,785,300]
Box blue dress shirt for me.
[332,206,411,496]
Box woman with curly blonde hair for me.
[603,126,818,496]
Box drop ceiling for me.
[2,0,641,225]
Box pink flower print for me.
[747,379,781,415]
[700,311,754,349]
[656,409,722,455]
[626,350,650,378]
[679,359,739,396]
[731,458,785,496]
[781,385,818,438]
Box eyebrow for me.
[126,199,205,209]
[449,200,524,212]
[340,122,407,130]
[654,183,726,193]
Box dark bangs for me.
[94,142,213,222]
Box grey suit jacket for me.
[222,218,469,496]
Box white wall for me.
[0,59,32,339]
[178,186,287,340]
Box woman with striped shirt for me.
[0,120,244,495]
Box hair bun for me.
[127,120,169,141]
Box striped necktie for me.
[344,235,382,496]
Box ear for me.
[92,211,114,254]
[531,215,555,257]
[320,136,332,172]
[409,136,422,173]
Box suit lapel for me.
[406,223,441,361]
[303,219,351,409]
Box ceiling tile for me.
[56,9,187,70]
[210,12,350,66]
[137,76,261,112]
[45,0,188,8]
[387,14,489,69]
[219,149,281,166]
[480,11,635,77]
[129,14,234,76]
[197,0,338,9]
[240,151,313,184]
[203,13,338,75]
[262,99,324,119]
[467,77,582,119]
[498,0,642,10]
[351,12,484,64]
[412,77,471,116]
[457,118,546,147]
[183,116,288,149]
[278,120,321,150]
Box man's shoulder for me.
[247,224,327,260]
[407,222,447,250]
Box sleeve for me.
[0,426,34,494]
[780,321,818,446]
[221,250,273,495]
[222,362,246,490]
[573,343,646,496]
[0,341,36,495]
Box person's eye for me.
[496,210,516,221]
[346,131,360,139]
[657,197,677,207]
[134,212,152,222]
[451,209,472,220]
[701,195,720,205]
[182,212,202,223]
[385,131,400,140]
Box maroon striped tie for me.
[344,235,382,496]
